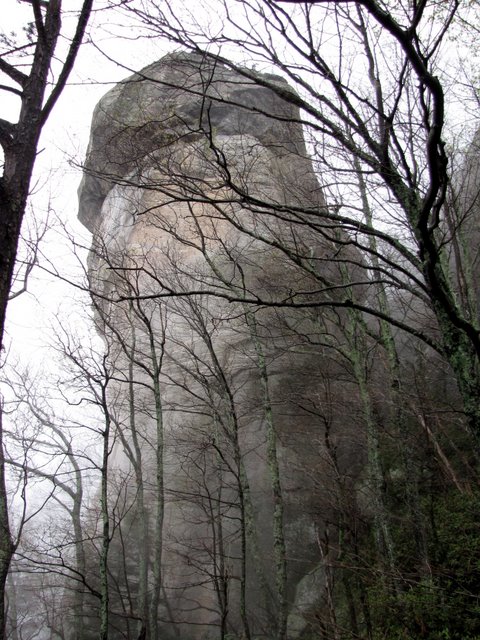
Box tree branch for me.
[0,84,22,98]
[0,119,15,149]
[0,58,28,88]
[40,0,94,126]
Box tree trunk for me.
[99,387,111,640]
[0,405,14,640]
[245,310,287,640]
[147,322,165,640]
[0,4,92,633]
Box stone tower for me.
[78,52,365,639]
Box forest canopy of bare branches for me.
[1,2,480,639]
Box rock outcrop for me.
[78,52,366,640]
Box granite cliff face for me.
[78,53,366,640]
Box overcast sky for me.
[3,1,176,368]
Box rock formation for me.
[78,52,366,640]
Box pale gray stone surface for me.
[79,53,365,639]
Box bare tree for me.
[72,5,480,634]
[0,0,93,348]
[108,0,480,443]
[0,3,94,634]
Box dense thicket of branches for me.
[115,0,480,437]
[1,1,480,639]
[0,3,93,638]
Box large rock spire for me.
[78,52,364,640]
